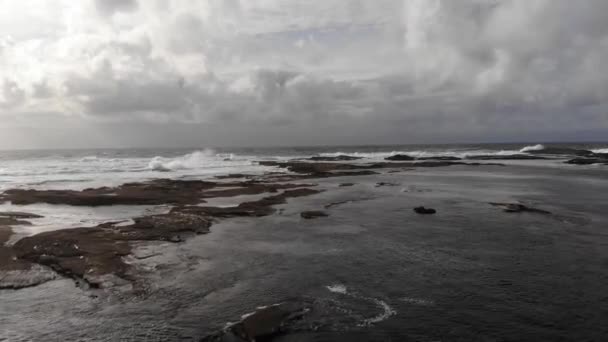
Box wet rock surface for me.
[201,302,310,342]
[489,202,551,214]
[0,211,44,219]
[0,226,56,289]
[0,179,324,290]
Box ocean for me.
[2,142,607,192]
[2,142,608,341]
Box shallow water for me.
[1,163,607,341]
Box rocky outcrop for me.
[3,180,323,290]
[300,211,329,219]
[0,179,314,207]
[385,154,415,161]
[565,158,608,165]
[528,147,595,157]
[307,155,362,161]
[0,179,219,206]
[466,154,547,160]
[413,207,436,214]
[416,156,462,161]
[259,160,504,176]
[0,211,44,219]
[489,203,551,214]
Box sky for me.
[0,0,607,149]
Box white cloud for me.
[0,0,607,148]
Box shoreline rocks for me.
[1,179,324,290]
[385,154,415,161]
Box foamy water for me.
[0,143,606,194]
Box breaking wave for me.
[148,149,217,172]
[147,149,245,172]
[520,144,545,153]
[592,148,608,154]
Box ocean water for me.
[1,142,606,238]
[2,160,608,341]
[1,142,606,193]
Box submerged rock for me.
[565,158,607,165]
[489,202,551,214]
[201,302,309,342]
[416,156,462,161]
[0,211,44,219]
[466,154,547,160]
[307,155,362,161]
[385,154,415,161]
[375,182,400,187]
[300,211,329,219]
[413,207,437,215]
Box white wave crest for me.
[326,284,348,294]
[592,148,608,154]
[520,144,545,152]
[148,149,217,172]
[361,298,396,326]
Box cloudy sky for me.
[1,0,607,149]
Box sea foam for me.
[148,149,217,172]
[520,144,545,152]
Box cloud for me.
[0,0,607,149]
[94,0,138,16]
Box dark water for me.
[2,162,608,341]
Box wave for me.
[592,148,608,154]
[148,149,242,172]
[319,149,526,160]
[325,284,396,326]
[520,144,545,153]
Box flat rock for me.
[339,183,355,187]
